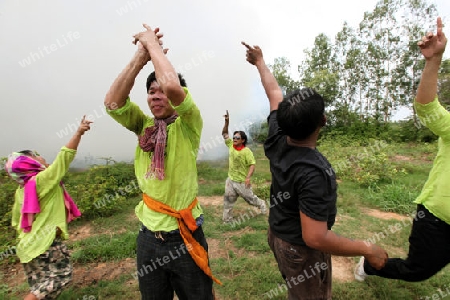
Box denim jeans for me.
[136,225,214,300]
[364,204,450,281]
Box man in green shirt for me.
[104,25,217,299]
[221,110,267,223]
[355,16,450,283]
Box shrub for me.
[0,163,18,227]
[252,177,271,200]
[248,121,268,144]
[389,119,438,143]
[366,183,419,214]
[64,163,138,220]
[319,139,406,187]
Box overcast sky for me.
[1,0,449,165]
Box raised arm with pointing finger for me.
[222,109,229,139]
[416,17,448,105]
[243,41,388,299]
[241,42,283,111]
[355,16,450,284]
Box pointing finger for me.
[241,41,252,50]
[437,17,443,37]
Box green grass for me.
[365,183,419,214]
[70,232,138,263]
[3,141,449,300]
[197,161,228,196]
[58,275,140,299]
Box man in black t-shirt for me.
[241,41,388,300]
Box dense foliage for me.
[0,162,138,229]
[63,162,138,219]
[248,117,439,145]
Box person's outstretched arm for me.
[36,116,93,196]
[66,115,93,150]
[104,42,151,110]
[416,17,447,105]
[300,212,388,270]
[222,110,229,139]
[242,42,283,112]
[133,24,185,106]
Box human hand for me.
[76,115,93,136]
[224,110,229,122]
[418,17,447,60]
[133,24,169,55]
[136,41,151,63]
[245,177,251,188]
[241,41,264,66]
[365,244,388,270]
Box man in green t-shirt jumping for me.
[221,110,267,223]
[355,16,450,283]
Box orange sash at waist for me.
[142,194,222,285]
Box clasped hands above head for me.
[132,24,169,57]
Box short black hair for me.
[233,131,248,146]
[277,88,325,140]
[18,150,35,156]
[146,71,187,92]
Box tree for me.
[394,0,437,127]
[246,57,299,143]
[359,0,405,122]
[98,157,117,166]
[299,33,339,107]
[268,57,299,94]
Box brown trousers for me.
[268,229,332,300]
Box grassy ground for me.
[2,141,450,300]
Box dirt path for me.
[362,208,410,221]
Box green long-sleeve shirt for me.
[12,147,76,263]
[107,88,204,232]
[414,97,450,225]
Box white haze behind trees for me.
[0,0,449,167]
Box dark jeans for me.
[268,228,332,300]
[365,204,450,281]
[136,226,213,300]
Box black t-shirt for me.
[264,110,337,246]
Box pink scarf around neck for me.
[5,153,81,233]
[138,114,178,180]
